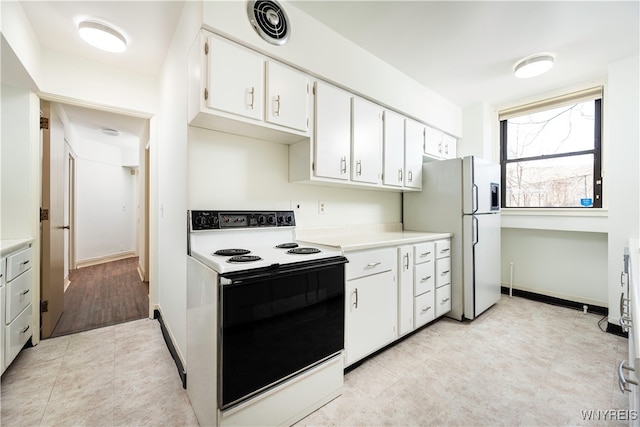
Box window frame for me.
[500,95,603,209]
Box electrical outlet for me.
[318,201,326,214]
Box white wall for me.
[153,1,202,366]
[75,140,136,263]
[501,229,608,306]
[187,128,401,226]
[606,56,640,324]
[1,84,34,239]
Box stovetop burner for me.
[215,249,251,256]
[287,247,321,255]
[227,255,262,263]
[276,243,299,249]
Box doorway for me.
[41,101,151,338]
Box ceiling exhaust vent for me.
[247,0,290,46]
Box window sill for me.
[501,208,608,233]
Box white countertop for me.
[1,238,34,257]
[295,223,451,252]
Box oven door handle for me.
[220,256,348,285]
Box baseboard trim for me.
[155,309,187,389]
[501,286,608,316]
[136,264,146,282]
[76,252,136,269]
[64,276,71,292]
[606,322,629,338]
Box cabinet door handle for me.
[353,288,359,309]
[356,160,362,176]
[621,271,628,286]
[273,95,281,116]
[247,87,255,109]
[618,360,638,393]
[421,276,432,282]
[398,169,403,182]
[438,141,442,154]
[441,297,450,304]
[20,325,30,334]
[408,170,413,182]
[340,156,347,174]
[421,306,432,313]
[404,254,410,270]
[366,262,381,268]
[20,289,30,296]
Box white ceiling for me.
[16,0,639,146]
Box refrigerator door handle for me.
[473,215,479,246]
[472,183,479,214]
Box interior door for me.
[40,101,65,338]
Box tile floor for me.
[0,295,631,427]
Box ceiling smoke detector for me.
[247,0,290,46]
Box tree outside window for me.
[500,92,602,208]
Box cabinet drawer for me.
[346,248,395,281]
[7,247,32,281]
[413,242,434,265]
[6,269,32,324]
[436,257,451,287]
[6,303,32,367]
[414,289,435,328]
[435,240,450,259]
[414,261,434,296]
[435,285,452,317]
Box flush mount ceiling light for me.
[101,128,121,137]
[78,20,127,53]
[514,54,554,79]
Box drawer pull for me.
[20,324,30,334]
[421,275,432,282]
[21,260,30,266]
[420,252,431,257]
[20,289,30,296]
[421,306,432,313]
[441,270,450,275]
[366,262,381,268]
[440,248,450,253]
[441,297,450,304]
[618,360,638,393]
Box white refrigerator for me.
[404,156,501,321]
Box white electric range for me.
[186,210,347,427]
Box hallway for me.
[51,257,148,337]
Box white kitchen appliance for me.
[403,156,501,320]
[187,210,347,427]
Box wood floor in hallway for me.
[50,257,149,337]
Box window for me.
[500,88,602,208]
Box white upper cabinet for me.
[206,36,264,121]
[313,81,352,181]
[425,124,457,160]
[382,110,405,188]
[442,133,457,159]
[351,97,383,185]
[265,61,310,132]
[404,119,423,189]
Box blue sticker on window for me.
[580,198,593,207]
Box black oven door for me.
[218,256,347,410]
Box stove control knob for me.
[258,215,266,225]
[286,215,293,224]
[267,216,275,224]
[277,215,284,224]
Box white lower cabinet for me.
[2,243,33,374]
[345,248,397,366]
[414,288,435,328]
[344,238,451,366]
